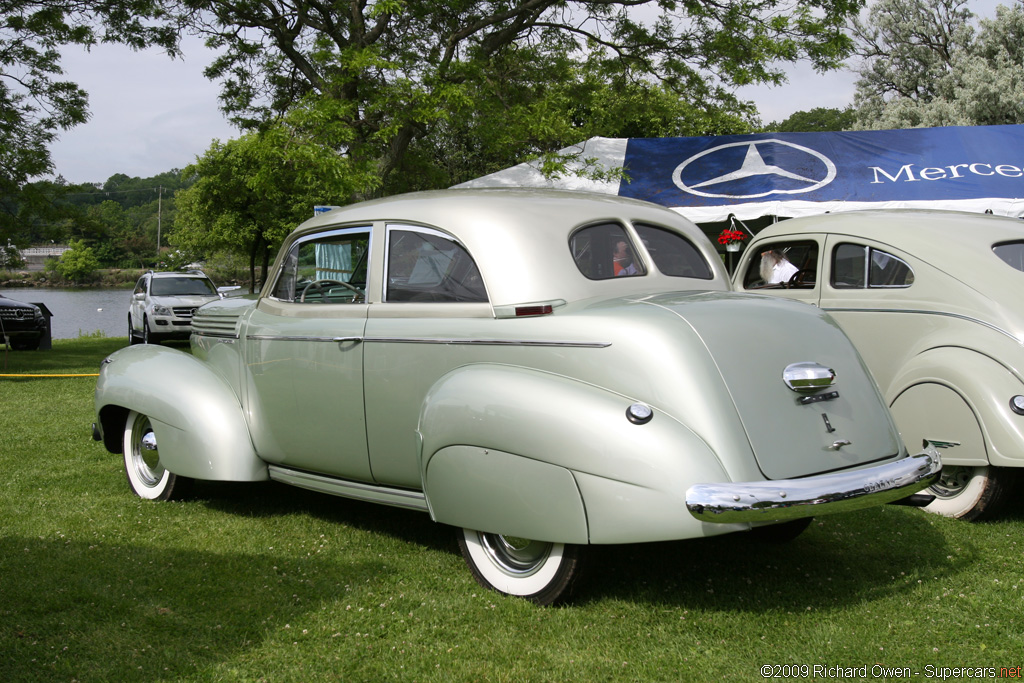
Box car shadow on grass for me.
[0,532,400,682]
[191,480,964,611]
[581,506,962,610]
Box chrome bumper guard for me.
[686,448,941,524]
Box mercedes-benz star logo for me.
[672,140,837,199]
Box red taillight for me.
[514,305,553,317]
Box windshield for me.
[150,276,217,296]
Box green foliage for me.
[2,338,1024,680]
[186,0,864,194]
[172,124,376,291]
[851,0,1024,128]
[53,238,100,282]
[764,106,858,132]
[0,0,182,245]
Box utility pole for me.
[156,185,163,257]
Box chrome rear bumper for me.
[686,448,941,524]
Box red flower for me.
[717,229,746,245]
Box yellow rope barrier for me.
[0,373,99,377]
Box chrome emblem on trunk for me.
[783,362,836,392]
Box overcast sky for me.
[49,0,1005,185]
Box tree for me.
[765,106,858,132]
[850,0,1024,129]
[54,238,100,282]
[172,121,376,291]
[182,0,864,196]
[1,0,181,245]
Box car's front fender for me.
[417,364,740,544]
[95,345,267,481]
[887,346,1024,467]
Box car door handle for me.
[334,336,363,344]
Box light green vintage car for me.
[735,209,1024,521]
[93,190,938,604]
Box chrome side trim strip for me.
[268,466,429,512]
[363,337,612,348]
[244,335,609,348]
[823,308,1019,343]
[686,448,941,524]
[193,332,240,340]
[247,335,363,343]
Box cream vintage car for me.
[92,190,938,604]
[735,209,1024,521]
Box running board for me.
[268,466,429,512]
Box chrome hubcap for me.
[130,416,163,487]
[479,533,552,576]
[931,465,972,499]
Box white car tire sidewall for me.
[924,465,989,519]
[123,410,172,500]
[461,530,566,597]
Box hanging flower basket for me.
[717,229,746,252]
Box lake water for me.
[1,288,134,340]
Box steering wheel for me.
[300,279,363,303]
[785,269,815,289]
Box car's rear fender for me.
[417,363,742,544]
[95,345,267,481]
[887,346,1024,467]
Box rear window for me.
[994,241,1024,272]
[570,222,646,280]
[634,223,712,279]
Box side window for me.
[271,228,370,303]
[832,243,866,288]
[633,223,712,279]
[133,277,147,296]
[832,243,914,289]
[994,241,1024,271]
[868,249,914,287]
[570,222,646,280]
[386,228,487,303]
[742,241,819,289]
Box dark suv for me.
[0,294,47,350]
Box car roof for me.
[150,271,209,278]
[280,188,729,307]
[753,209,1024,265]
[751,209,1024,324]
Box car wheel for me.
[141,315,158,345]
[457,528,585,605]
[749,517,813,543]
[128,316,140,345]
[122,410,191,501]
[922,465,1015,521]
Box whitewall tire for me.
[122,410,191,501]
[457,529,584,605]
[923,465,1015,521]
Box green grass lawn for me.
[2,338,1022,681]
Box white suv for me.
[129,271,221,344]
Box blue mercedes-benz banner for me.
[618,125,1024,209]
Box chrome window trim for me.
[265,225,373,304]
[383,223,488,304]
[831,242,914,290]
